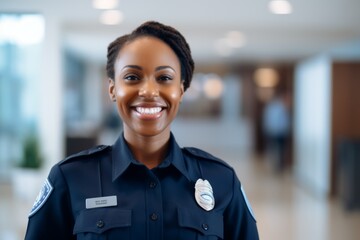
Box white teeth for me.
[136,107,162,115]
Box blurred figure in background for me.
[263,89,290,172]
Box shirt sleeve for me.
[224,171,259,240]
[24,164,75,240]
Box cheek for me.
[116,89,125,100]
[169,89,182,103]
[167,83,183,101]
[114,86,132,115]
[115,84,133,100]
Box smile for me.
[135,107,163,115]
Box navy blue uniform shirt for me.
[25,133,259,239]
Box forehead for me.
[115,36,180,69]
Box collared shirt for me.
[25,133,258,240]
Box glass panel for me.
[0,13,44,181]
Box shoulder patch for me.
[59,145,110,165]
[29,178,53,217]
[183,147,231,168]
[241,185,256,221]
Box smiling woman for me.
[24,21,259,240]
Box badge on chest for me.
[195,178,215,211]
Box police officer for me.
[25,21,259,240]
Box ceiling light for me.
[99,10,123,25]
[226,31,246,48]
[269,0,292,14]
[203,74,224,99]
[93,0,118,10]
[215,31,246,56]
[254,68,279,88]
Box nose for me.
[139,79,159,98]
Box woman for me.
[25,21,259,240]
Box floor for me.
[1,119,359,239]
[234,154,360,240]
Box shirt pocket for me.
[73,208,131,240]
[177,208,224,240]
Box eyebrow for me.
[122,65,176,72]
[122,65,142,71]
[155,66,176,72]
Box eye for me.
[157,75,173,82]
[124,74,140,81]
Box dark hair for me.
[106,21,195,91]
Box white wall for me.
[294,55,332,197]
[38,14,64,169]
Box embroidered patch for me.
[241,185,256,221]
[29,178,53,217]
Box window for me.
[0,13,44,180]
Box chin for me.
[135,127,169,137]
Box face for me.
[109,36,184,138]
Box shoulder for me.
[49,145,111,183]
[58,145,111,166]
[182,147,233,170]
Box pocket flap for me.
[178,208,223,237]
[73,208,131,234]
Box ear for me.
[179,81,185,102]
[108,78,116,102]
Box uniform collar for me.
[112,132,191,182]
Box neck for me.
[124,129,171,169]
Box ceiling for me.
[1,0,360,66]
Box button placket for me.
[145,172,162,238]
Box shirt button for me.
[150,213,158,221]
[149,181,157,188]
[96,220,104,228]
[202,223,209,231]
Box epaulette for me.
[59,145,110,165]
[183,147,232,169]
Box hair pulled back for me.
[106,21,194,91]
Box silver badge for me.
[29,178,53,217]
[195,178,215,211]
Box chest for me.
[64,160,225,239]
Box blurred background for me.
[1,0,360,239]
